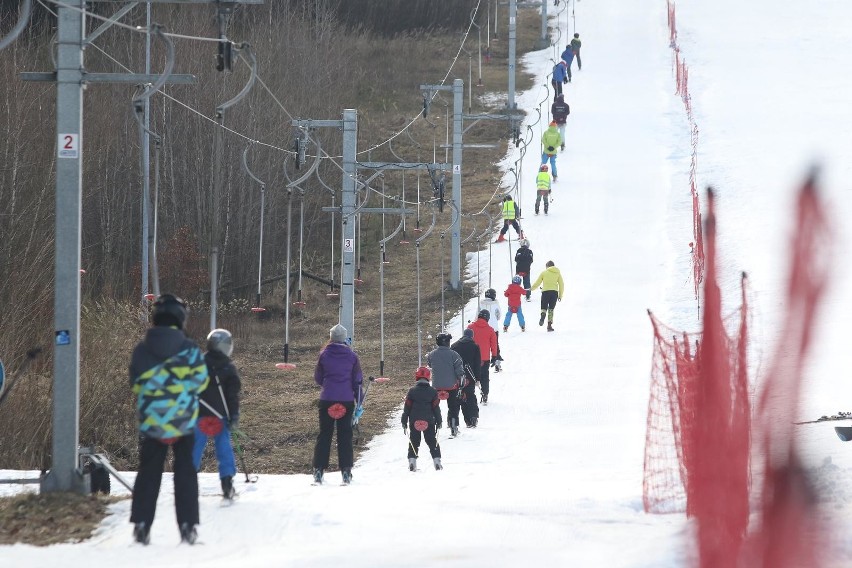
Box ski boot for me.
[433,457,443,471]
[521,325,526,332]
[221,475,236,500]
[408,457,417,472]
[468,417,478,428]
[480,393,488,405]
[495,234,506,243]
[503,325,508,332]
[313,468,324,485]
[539,312,546,326]
[450,418,459,437]
[133,522,151,545]
[179,522,198,545]
[547,321,554,332]
[341,469,353,485]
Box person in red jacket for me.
[467,310,501,405]
[502,275,527,332]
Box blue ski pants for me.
[192,420,237,479]
[540,153,557,178]
[503,306,526,328]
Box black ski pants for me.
[407,424,441,459]
[479,361,491,397]
[440,389,462,428]
[499,219,522,237]
[313,400,355,470]
[130,434,199,529]
[540,290,559,322]
[460,381,480,425]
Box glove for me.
[229,415,240,431]
[547,146,555,152]
[401,417,407,429]
[558,297,562,302]
[353,405,364,421]
[563,78,568,84]
[436,421,442,430]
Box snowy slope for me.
[4,0,852,566]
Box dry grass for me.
[0,8,543,545]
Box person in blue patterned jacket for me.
[129,294,209,546]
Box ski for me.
[793,412,852,425]
[836,426,852,442]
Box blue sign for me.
[55,330,71,346]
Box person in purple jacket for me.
[312,323,364,485]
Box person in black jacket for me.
[515,238,534,300]
[401,366,443,471]
[451,329,481,428]
[129,294,209,546]
[551,95,570,151]
[192,328,241,500]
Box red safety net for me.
[645,177,832,568]
[667,0,705,299]
[743,174,830,568]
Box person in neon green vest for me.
[534,164,552,215]
[495,195,524,243]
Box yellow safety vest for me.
[502,200,516,220]
[536,172,551,192]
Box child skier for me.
[503,276,527,332]
[401,366,443,471]
[192,328,241,501]
[514,239,534,300]
[129,294,209,545]
[535,164,552,215]
[495,195,523,242]
[467,310,501,405]
[480,288,502,366]
[426,332,466,437]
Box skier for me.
[540,122,562,180]
[535,164,552,216]
[503,275,527,332]
[192,328,241,501]
[467,310,500,405]
[570,32,582,70]
[401,366,443,471]
[561,44,575,81]
[426,332,466,437]
[450,329,482,428]
[129,294,209,545]
[551,60,568,100]
[495,195,523,242]
[514,238,534,300]
[531,260,565,332]
[312,323,364,485]
[551,94,570,151]
[481,288,503,356]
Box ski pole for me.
[403,426,419,457]
[231,430,258,483]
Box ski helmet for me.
[485,288,497,300]
[152,293,188,329]
[512,275,522,285]
[206,328,233,357]
[539,164,548,172]
[503,195,512,202]
[478,309,490,321]
[520,238,530,248]
[436,332,452,347]
[415,366,432,381]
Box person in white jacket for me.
[481,289,502,372]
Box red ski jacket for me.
[503,283,526,312]
[467,318,499,362]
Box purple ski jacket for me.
[314,342,364,403]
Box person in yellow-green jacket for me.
[129,294,209,546]
[531,260,565,332]
[541,122,562,180]
[495,194,524,243]
[535,164,552,215]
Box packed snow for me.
[4,0,852,566]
